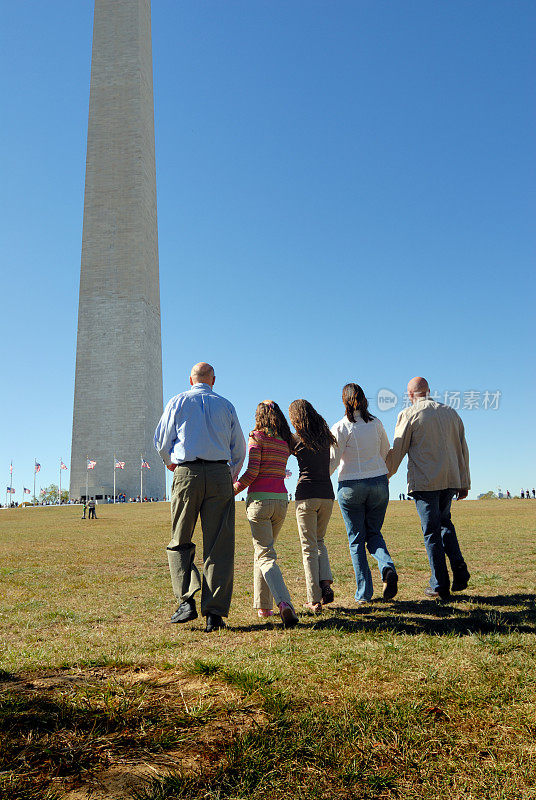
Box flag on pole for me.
[9,462,13,474]
[7,486,15,494]
[141,458,150,469]
[24,487,31,494]
[60,461,68,470]
[40,488,45,496]
[115,460,125,469]
[87,459,97,470]
[35,462,41,473]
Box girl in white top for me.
[330,383,398,603]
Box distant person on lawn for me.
[154,362,246,633]
[386,376,471,600]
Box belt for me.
[179,459,228,466]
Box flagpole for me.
[33,460,36,505]
[86,454,89,502]
[10,462,13,507]
[140,454,143,502]
[113,455,116,504]
[59,459,61,505]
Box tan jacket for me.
[386,399,470,492]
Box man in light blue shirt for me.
[154,362,246,632]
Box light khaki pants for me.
[246,497,292,609]
[295,498,334,603]
[167,462,235,617]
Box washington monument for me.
[70,0,165,500]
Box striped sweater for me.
[234,430,290,494]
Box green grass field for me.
[1,499,535,799]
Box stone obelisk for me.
[70,0,165,501]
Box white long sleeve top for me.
[330,415,390,481]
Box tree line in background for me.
[36,485,69,504]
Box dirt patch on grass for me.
[0,666,265,800]
[61,764,155,800]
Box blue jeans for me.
[337,475,396,601]
[412,489,467,593]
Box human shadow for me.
[461,593,535,608]
[291,594,536,636]
[175,594,535,636]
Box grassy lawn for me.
[1,499,535,799]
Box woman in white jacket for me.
[330,383,398,603]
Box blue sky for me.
[0,0,534,501]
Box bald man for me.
[386,377,471,600]
[154,363,246,631]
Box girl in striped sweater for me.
[233,401,299,628]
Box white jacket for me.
[330,415,390,481]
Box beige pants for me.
[246,497,292,609]
[295,498,334,603]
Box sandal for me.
[303,602,322,614]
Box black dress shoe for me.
[451,569,470,592]
[170,599,198,623]
[424,586,451,601]
[321,583,335,604]
[205,613,226,632]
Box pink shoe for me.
[257,609,274,618]
[278,601,299,628]
[303,602,322,614]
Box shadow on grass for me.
[228,594,536,636]
[0,678,219,800]
[307,594,536,636]
[0,692,125,799]
[462,593,536,607]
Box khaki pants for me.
[295,498,334,603]
[246,497,292,610]
[167,462,235,617]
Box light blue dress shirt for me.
[154,383,246,479]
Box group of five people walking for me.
[154,363,471,632]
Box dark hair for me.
[342,383,374,423]
[253,401,294,452]
[288,399,336,452]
